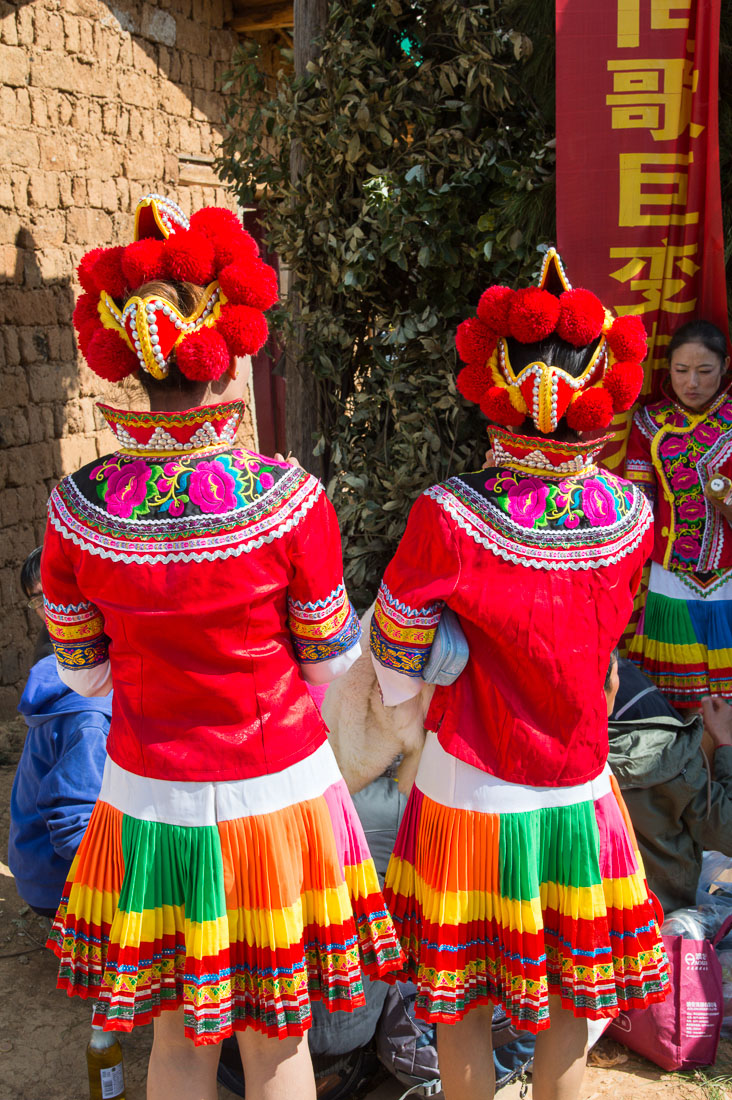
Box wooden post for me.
[285,0,329,474]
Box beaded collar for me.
[487,426,608,479]
[99,401,243,458]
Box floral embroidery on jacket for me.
[483,469,631,533]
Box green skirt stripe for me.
[120,817,227,924]
[642,590,698,645]
[498,802,601,902]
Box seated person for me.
[8,547,111,919]
[605,654,732,914]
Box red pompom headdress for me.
[455,248,647,434]
[73,194,278,383]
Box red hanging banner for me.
[555,0,727,468]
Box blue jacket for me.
[8,655,111,909]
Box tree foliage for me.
[218,0,554,606]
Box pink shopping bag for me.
[606,915,732,1071]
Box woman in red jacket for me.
[371,251,670,1100]
[43,195,402,1100]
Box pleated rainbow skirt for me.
[628,561,732,707]
[383,733,670,1032]
[47,741,404,1045]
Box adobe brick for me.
[66,206,113,245]
[6,442,55,487]
[179,51,192,86]
[27,210,66,248]
[16,4,34,46]
[27,362,79,404]
[34,8,65,51]
[28,172,60,210]
[192,88,224,125]
[37,247,69,283]
[78,16,94,55]
[158,45,181,83]
[0,409,30,448]
[2,43,30,86]
[58,94,73,126]
[59,327,75,361]
[28,88,49,128]
[63,12,80,52]
[0,130,38,169]
[56,434,99,477]
[1,3,18,45]
[0,369,29,409]
[71,96,89,131]
[124,147,166,181]
[3,328,20,367]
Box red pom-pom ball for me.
[455,316,497,366]
[217,305,270,357]
[77,319,101,356]
[556,289,605,347]
[456,363,491,404]
[122,239,166,288]
[477,286,514,332]
[565,387,615,431]
[73,292,100,333]
[164,230,215,286]
[190,208,259,268]
[219,259,279,311]
[176,327,231,381]
[603,361,645,412]
[91,247,128,300]
[607,315,647,362]
[85,327,139,382]
[77,248,106,294]
[508,287,561,343]
[479,386,526,427]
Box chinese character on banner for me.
[556,0,727,469]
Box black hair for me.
[604,647,619,691]
[20,546,43,598]
[133,280,213,403]
[667,320,728,365]
[504,334,602,442]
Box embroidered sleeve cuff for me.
[371,656,425,705]
[44,598,109,670]
[58,660,113,697]
[301,640,362,685]
[369,582,442,677]
[288,584,363,664]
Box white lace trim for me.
[426,484,653,571]
[48,478,323,564]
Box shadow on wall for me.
[0,227,80,722]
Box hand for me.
[274,452,302,468]
[702,695,732,750]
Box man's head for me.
[604,647,620,716]
[20,547,44,622]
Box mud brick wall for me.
[0,0,258,717]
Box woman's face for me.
[669,341,728,411]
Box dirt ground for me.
[1,755,731,1100]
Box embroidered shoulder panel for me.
[426,469,652,571]
[636,393,732,573]
[48,450,322,563]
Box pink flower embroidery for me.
[189,461,237,513]
[674,534,701,562]
[677,498,706,523]
[506,477,549,528]
[670,467,697,491]
[105,459,152,518]
[260,472,274,489]
[693,422,719,447]
[581,478,619,526]
[660,435,687,459]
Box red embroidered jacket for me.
[41,402,361,782]
[626,383,732,575]
[370,433,654,787]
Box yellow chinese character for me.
[617,0,691,50]
[618,152,699,227]
[606,59,703,141]
[609,240,698,314]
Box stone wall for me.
[0,0,257,716]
